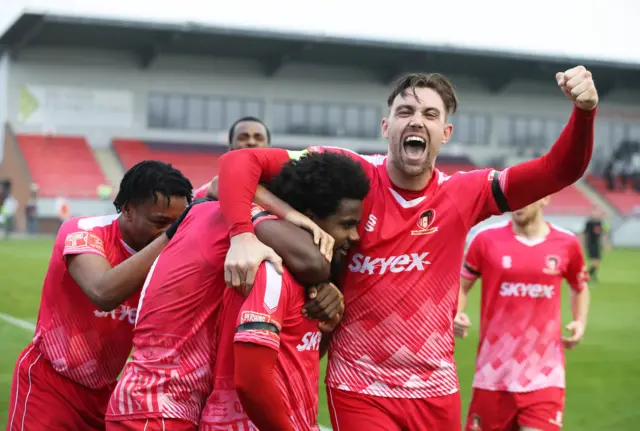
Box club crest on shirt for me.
[411,209,438,236]
[543,255,562,275]
[469,414,482,431]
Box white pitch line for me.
[0,311,334,429]
[0,312,36,331]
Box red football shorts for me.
[328,387,461,431]
[465,387,565,431]
[105,418,196,431]
[7,344,114,431]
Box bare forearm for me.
[95,235,167,310]
[571,288,590,325]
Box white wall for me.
[4,47,640,164]
[0,53,9,151]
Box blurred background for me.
[0,1,638,429]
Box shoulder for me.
[468,220,510,246]
[439,168,498,186]
[549,223,581,248]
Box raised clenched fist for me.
[556,65,598,111]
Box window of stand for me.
[147,93,265,131]
[272,101,381,139]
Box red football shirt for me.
[199,262,321,431]
[461,221,588,392]
[299,149,506,398]
[192,181,210,200]
[32,214,138,389]
[107,202,276,425]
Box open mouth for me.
[402,135,427,160]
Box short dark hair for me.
[228,116,271,146]
[387,73,458,116]
[114,160,193,212]
[267,151,370,219]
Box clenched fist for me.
[556,65,598,111]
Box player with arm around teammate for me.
[455,197,590,431]
[7,161,195,431]
[105,153,357,431]
[214,65,597,430]
[199,151,368,431]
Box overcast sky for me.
[1,0,639,65]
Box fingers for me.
[267,250,284,274]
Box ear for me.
[381,117,389,139]
[122,204,134,221]
[441,122,453,145]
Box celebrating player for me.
[455,197,590,431]
[106,151,364,431]
[7,161,194,431]
[213,65,598,430]
[199,151,369,431]
[192,116,271,199]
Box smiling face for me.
[383,87,454,179]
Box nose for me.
[349,228,360,243]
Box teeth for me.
[405,136,425,144]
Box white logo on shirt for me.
[348,252,431,275]
[499,282,555,299]
[502,256,512,268]
[94,305,138,324]
[364,214,377,233]
[297,331,321,352]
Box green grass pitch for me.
[0,239,638,430]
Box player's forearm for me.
[95,235,167,311]
[234,343,294,431]
[502,107,596,211]
[320,332,333,358]
[571,288,590,326]
[255,185,297,220]
[218,148,291,237]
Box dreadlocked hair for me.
[267,151,370,219]
[113,160,193,212]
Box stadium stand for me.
[546,185,593,215]
[16,134,107,198]
[586,176,640,216]
[112,139,227,188]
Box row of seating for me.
[15,134,637,216]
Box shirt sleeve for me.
[250,203,278,228]
[564,237,589,292]
[461,232,484,281]
[452,169,508,229]
[62,229,107,258]
[193,182,210,200]
[234,262,293,352]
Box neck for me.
[117,216,141,251]
[512,216,549,239]
[385,159,434,191]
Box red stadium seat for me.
[112,139,226,188]
[546,185,593,215]
[16,134,108,198]
[586,176,640,216]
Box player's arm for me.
[234,343,293,431]
[495,67,598,212]
[66,234,168,312]
[456,237,483,338]
[66,201,199,311]
[562,239,591,349]
[233,263,294,431]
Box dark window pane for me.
[327,105,343,136]
[362,107,380,138]
[225,99,243,128]
[272,102,288,134]
[308,104,326,135]
[186,96,206,131]
[206,98,224,131]
[147,93,166,128]
[244,100,262,118]
[166,95,186,129]
[344,106,361,137]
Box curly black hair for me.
[228,116,271,146]
[113,160,193,212]
[267,151,370,219]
